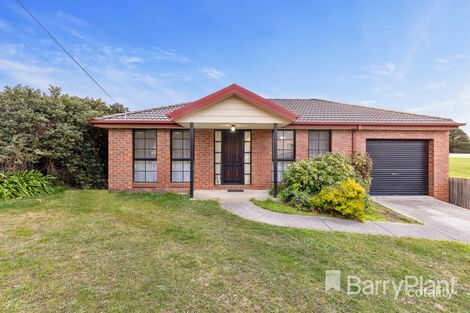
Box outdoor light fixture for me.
[231,125,236,132]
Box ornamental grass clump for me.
[0,170,56,200]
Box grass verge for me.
[450,157,470,178]
[0,190,468,311]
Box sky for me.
[1,0,470,130]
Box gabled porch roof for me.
[168,84,297,121]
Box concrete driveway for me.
[373,196,470,244]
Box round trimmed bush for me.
[278,153,357,205]
[310,179,366,221]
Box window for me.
[133,129,157,182]
[171,129,190,182]
[243,130,251,185]
[214,130,222,185]
[308,130,330,158]
[273,130,295,181]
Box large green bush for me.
[0,170,56,200]
[278,153,357,203]
[310,179,366,221]
[0,85,127,188]
[351,152,373,191]
[277,152,373,220]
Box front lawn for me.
[450,157,470,178]
[252,198,419,223]
[0,190,468,311]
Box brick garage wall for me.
[330,129,449,201]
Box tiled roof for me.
[94,98,457,125]
[97,103,188,121]
[271,99,456,124]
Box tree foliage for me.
[0,85,127,188]
[449,129,470,153]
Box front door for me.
[222,130,244,184]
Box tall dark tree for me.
[449,129,470,153]
[0,85,127,188]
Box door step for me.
[227,190,244,192]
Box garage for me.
[366,140,429,195]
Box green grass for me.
[0,190,468,312]
[450,157,470,178]
[252,198,418,223]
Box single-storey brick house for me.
[91,84,463,201]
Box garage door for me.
[366,140,428,195]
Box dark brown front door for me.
[222,130,244,184]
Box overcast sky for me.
[1,0,470,130]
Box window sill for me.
[133,182,157,188]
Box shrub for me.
[351,152,373,191]
[0,170,56,200]
[0,85,127,188]
[310,179,366,221]
[279,153,357,204]
[279,189,311,211]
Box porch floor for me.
[193,190,270,202]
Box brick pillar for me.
[157,129,171,187]
[432,131,449,201]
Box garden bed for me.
[252,198,419,224]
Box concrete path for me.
[194,190,470,244]
[373,196,470,244]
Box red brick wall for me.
[251,129,273,188]
[194,129,213,189]
[295,130,308,160]
[108,128,272,192]
[331,130,353,157]
[108,129,133,191]
[108,128,450,201]
[330,129,449,201]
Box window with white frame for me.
[273,130,295,181]
[308,130,330,158]
[133,129,157,182]
[243,130,251,185]
[171,129,190,182]
[214,130,222,185]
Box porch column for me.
[273,123,278,197]
[189,122,195,198]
